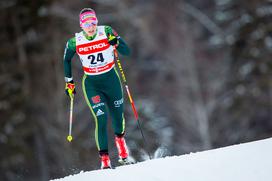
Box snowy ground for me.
[51,137,272,181]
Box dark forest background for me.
[1,0,272,180]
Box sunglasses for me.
[82,21,97,28]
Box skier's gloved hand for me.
[65,80,76,99]
[108,34,119,46]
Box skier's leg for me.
[105,69,131,163]
[82,75,110,155]
[109,92,129,161]
[106,68,126,136]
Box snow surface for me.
[51,137,272,181]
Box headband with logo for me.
[80,11,98,27]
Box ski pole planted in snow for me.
[67,97,74,142]
[113,47,151,159]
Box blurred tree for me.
[210,0,272,146]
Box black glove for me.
[108,34,119,46]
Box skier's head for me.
[79,8,98,36]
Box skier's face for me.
[81,20,97,36]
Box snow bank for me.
[51,137,272,181]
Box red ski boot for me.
[115,136,131,165]
[100,154,111,169]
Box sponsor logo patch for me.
[96,109,104,116]
[92,103,105,109]
[77,36,82,42]
[92,95,101,104]
[114,98,123,107]
[76,39,110,55]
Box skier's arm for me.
[105,26,131,56]
[63,37,76,82]
[117,38,131,56]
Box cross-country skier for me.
[63,8,131,169]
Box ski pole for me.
[113,47,151,159]
[67,97,74,142]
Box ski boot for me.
[115,136,133,165]
[100,154,111,169]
